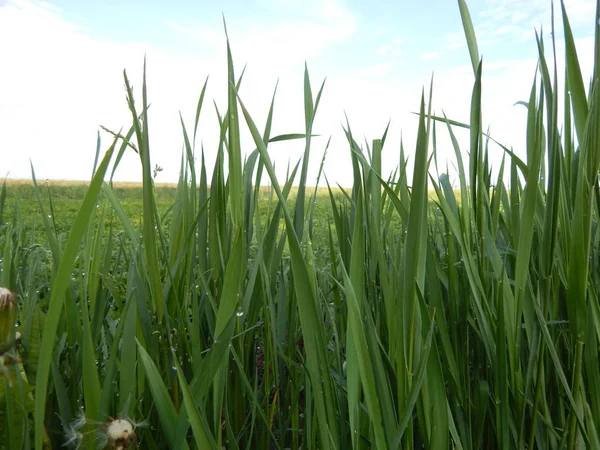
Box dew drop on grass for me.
[236,308,244,317]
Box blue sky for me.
[0,0,597,186]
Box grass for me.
[1,0,600,448]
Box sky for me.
[0,0,597,187]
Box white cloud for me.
[0,0,148,181]
[422,51,442,61]
[0,0,361,185]
[441,32,466,50]
[377,37,403,58]
[481,0,596,29]
[494,24,520,36]
[477,0,596,46]
[169,0,356,70]
[357,62,393,77]
[1,0,597,191]
[433,0,595,66]
[378,44,393,56]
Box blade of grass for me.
[33,138,117,450]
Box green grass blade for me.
[457,0,480,76]
[136,339,189,449]
[171,350,218,450]
[236,87,339,450]
[33,138,117,450]
[123,63,164,323]
[561,0,589,143]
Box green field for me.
[2,1,600,449]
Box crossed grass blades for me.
[1,0,600,448]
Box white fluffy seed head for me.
[106,419,134,441]
[0,287,16,306]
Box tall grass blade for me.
[33,138,117,450]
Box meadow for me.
[1,0,600,448]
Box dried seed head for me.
[107,418,133,439]
[64,411,87,449]
[0,288,17,355]
[0,287,15,306]
[106,418,137,449]
[65,413,142,449]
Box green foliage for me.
[1,1,600,448]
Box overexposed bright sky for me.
[0,0,597,187]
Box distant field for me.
[1,179,347,259]
[3,180,177,238]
